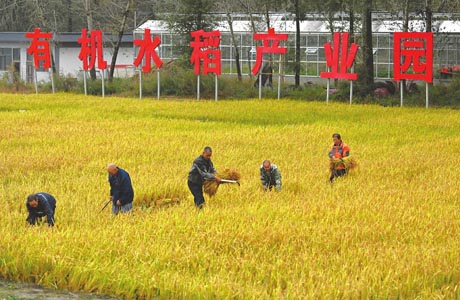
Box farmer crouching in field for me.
[187,146,221,209]
[260,160,282,191]
[328,133,350,183]
[26,192,56,226]
[107,163,134,214]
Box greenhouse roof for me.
[134,19,460,34]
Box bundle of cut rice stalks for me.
[203,168,241,197]
[135,193,182,208]
[329,156,358,172]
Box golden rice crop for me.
[0,93,459,299]
[329,156,358,172]
[203,168,241,196]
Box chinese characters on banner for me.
[23,27,434,104]
[320,32,359,104]
[189,29,222,101]
[394,32,433,107]
[320,32,359,80]
[77,29,107,71]
[393,32,433,83]
[25,28,52,69]
[133,28,163,99]
[190,29,221,75]
[77,29,108,96]
[133,28,163,72]
[25,27,55,94]
[251,28,288,75]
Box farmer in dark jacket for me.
[107,163,134,214]
[26,192,56,226]
[187,146,221,209]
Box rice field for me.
[0,93,459,299]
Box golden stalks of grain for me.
[135,193,183,208]
[329,156,358,172]
[1,94,460,300]
[203,169,241,197]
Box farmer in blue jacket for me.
[26,192,56,226]
[107,163,134,214]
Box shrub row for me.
[2,62,460,108]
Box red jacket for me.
[329,142,350,170]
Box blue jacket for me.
[187,155,217,185]
[26,192,56,226]
[109,168,134,205]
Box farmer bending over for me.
[26,192,56,226]
[260,160,282,191]
[107,163,134,214]
[187,146,221,209]
[328,133,350,183]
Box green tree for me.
[359,0,374,96]
[163,0,217,56]
[287,0,309,87]
[217,0,243,81]
[91,0,135,82]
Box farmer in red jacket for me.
[328,133,350,183]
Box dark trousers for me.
[330,169,347,183]
[27,208,56,226]
[188,180,205,208]
[264,180,276,191]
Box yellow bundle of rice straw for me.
[329,156,358,172]
[134,193,182,208]
[203,168,241,197]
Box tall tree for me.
[163,0,217,56]
[218,0,243,81]
[104,0,134,82]
[83,0,97,79]
[294,0,301,87]
[89,0,145,82]
[342,0,360,42]
[361,0,374,95]
[289,0,308,87]
[426,0,433,32]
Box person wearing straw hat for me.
[107,163,134,214]
[328,133,350,183]
[260,160,282,191]
[26,192,56,226]
[187,146,221,209]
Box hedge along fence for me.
[2,61,460,107]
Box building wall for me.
[0,39,135,83]
[57,46,135,79]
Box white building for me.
[2,16,460,82]
[0,32,134,83]
[135,17,460,79]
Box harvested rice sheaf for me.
[219,168,241,181]
[203,169,241,197]
[135,193,183,208]
[329,156,358,172]
[203,180,219,197]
